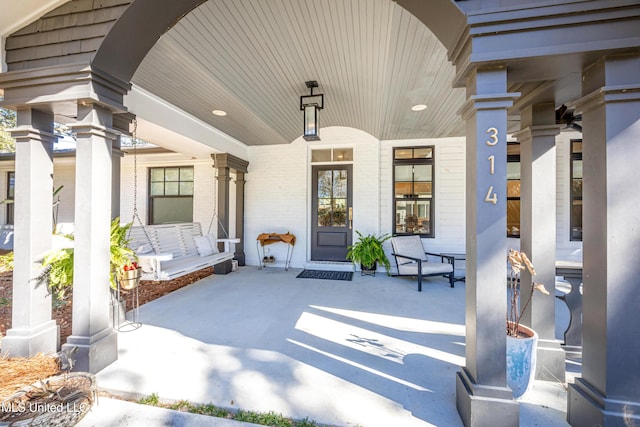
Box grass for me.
[137,392,327,427]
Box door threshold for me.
[304,261,354,272]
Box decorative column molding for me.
[62,102,118,373]
[512,103,564,383]
[2,108,58,357]
[456,68,520,427]
[0,64,130,114]
[213,153,249,261]
[567,53,640,426]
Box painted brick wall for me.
[245,137,308,267]
[0,160,76,226]
[246,127,383,269]
[381,137,467,267]
[555,130,583,261]
[0,129,582,263]
[119,155,217,232]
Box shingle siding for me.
[5,0,131,71]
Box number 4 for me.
[485,186,498,204]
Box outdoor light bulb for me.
[212,110,227,116]
[411,104,427,112]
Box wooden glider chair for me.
[390,235,455,291]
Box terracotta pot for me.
[506,322,538,398]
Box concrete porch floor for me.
[88,266,579,427]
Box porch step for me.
[303,261,354,272]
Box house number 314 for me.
[485,127,498,205]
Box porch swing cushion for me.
[129,222,236,280]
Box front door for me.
[311,165,353,261]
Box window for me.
[311,148,353,162]
[393,147,434,237]
[6,171,14,224]
[148,167,194,224]
[570,139,582,241]
[507,143,520,237]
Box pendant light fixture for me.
[300,80,324,141]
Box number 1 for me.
[488,155,495,175]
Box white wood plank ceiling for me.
[132,0,466,146]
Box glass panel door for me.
[311,165,352,261]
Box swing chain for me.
[128,118,155,252]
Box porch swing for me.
[125,120,237,281]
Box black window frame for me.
[570,139,583,241]
[6,171,14,225]
[392,146,435,238]
[506,142,521,238]
[147,166,194,225]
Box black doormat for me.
[296,269,353,281]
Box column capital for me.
[113,112,136,136]
[0,64,130,114]
[70,123,120,141]
[235,171,247,184]
[458,93,520,119]
[9,127,57,145]
[576,84,640,114]
[212,153,249,173]
[512,124,561,143]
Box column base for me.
[62,327,117,373]
[568,378,640,426]
[456,368,519,427]
[234,252,246,266]
[2,320,58,356]
[561,344,582,359]
[534,339,566,382]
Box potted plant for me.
[109,219,140,290]
[506,249,549,398]
[37,218,138,302]
[346,231,391,276]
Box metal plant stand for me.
[116,268,142,331]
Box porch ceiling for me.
[131,0,467,146]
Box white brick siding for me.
[0,127,582,264]
[119,154,217,233]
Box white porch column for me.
[513,103,565,382]
[455,68,520,427]
[567,53,640,425]
[62,102,118,373]
[2,108,58,356]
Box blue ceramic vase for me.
[506,322,538,398]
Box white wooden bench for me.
[128,222,237,281]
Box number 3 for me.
[485,127,498,146]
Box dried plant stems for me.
[507,249,549,337]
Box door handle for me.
[349,207,353,229]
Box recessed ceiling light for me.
[212,110,227,116]
[411,104,428,112]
